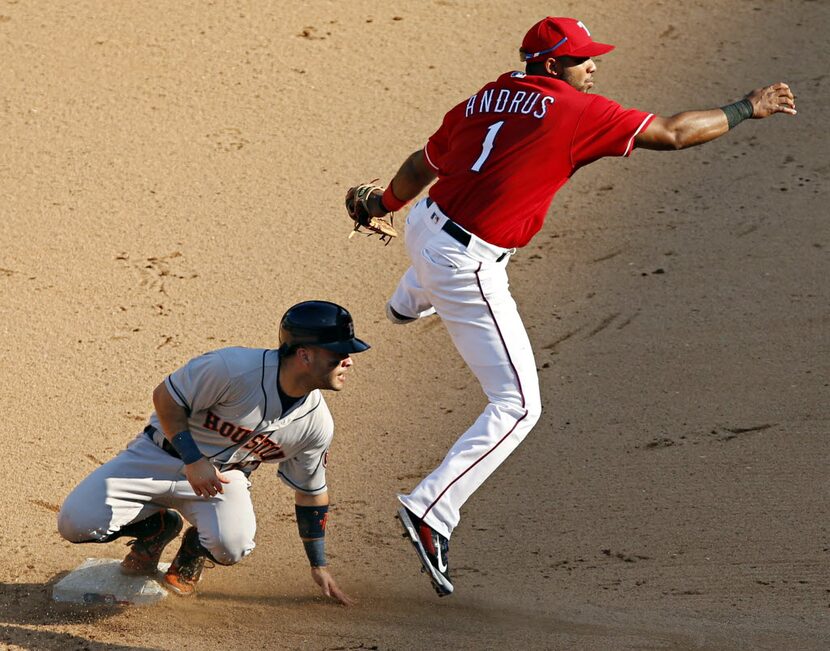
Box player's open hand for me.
[311,566,355,606]
[184,457,230,498]
[746,82,797,118]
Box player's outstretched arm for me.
[366,149,437,217]
[636,82,796,151]
[295,490,355,606]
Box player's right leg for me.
[387,267,436,324]
[58,433,190,574]
[118,509,183,575]
[57,433,185,544]
[386,200,437,324]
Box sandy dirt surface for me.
[1,0,828,649]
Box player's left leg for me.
[163,469,256,595]
[397,233,542,539]
[172,469,257,565]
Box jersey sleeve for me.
[570,95,654,168]
[277,403,333,496]
[423,103,461,173]
[165,351,232,416]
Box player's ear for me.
[544,58,558,76]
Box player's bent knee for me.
[202,537,255,566]
[525,400,542,429]
[523,388,543,428]
[56,510,80,542]
[56,508,110,544]
[525,405,542,431]
[386,302,417,325]
[205,545,253,566]
[493,394,541,437]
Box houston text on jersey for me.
[203,410,286,460]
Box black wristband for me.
[303,539,327,567]
[295,504,328,538]
[171,429,203,465]
[721,98,754,129]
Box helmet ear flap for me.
[277,324,292,353]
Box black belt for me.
[426,198,471,246]
[426,198,507,262]
[144,425,181,459]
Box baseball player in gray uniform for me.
[58,301,368,604]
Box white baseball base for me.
[52,558,169,606]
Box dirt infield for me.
[1,1,827,649]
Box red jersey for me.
[423,71,654,248]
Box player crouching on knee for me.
[57,301,369,604]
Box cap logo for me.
[576,20,591,36]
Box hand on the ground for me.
[184,457,230,498]
[746,83,796,118]
[311,566,355,606]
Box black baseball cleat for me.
[120,509,183,576]
[397,507,453,597]
[163,526,212,596]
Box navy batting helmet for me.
[279,301,370,354]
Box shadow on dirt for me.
[0,578,164,651]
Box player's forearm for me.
[390,149,437,200]
[295,490,329,567]
[152,382,208,467]
[640,109,729,151]
[668,109,733,149]
[295,490,329,508]
[368,149,437,216]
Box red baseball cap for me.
[520,17,614,62]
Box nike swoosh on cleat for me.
[435,542,447,573]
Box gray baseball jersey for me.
[148,346,332,494]
[58,345,335,564]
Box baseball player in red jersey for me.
[351,17,796,597]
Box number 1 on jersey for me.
[471,120,505,173]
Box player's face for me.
[557,56,597,93]
[308,347,353,391]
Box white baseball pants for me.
[391,198,542,539]
[58,434,256,565]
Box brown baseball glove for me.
[345,181,398,244]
